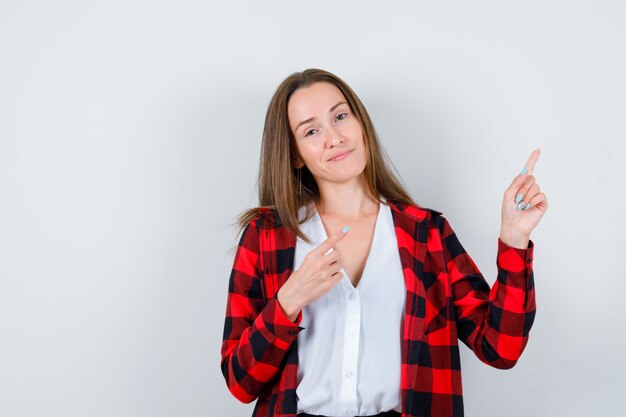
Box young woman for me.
[220,68,547,417]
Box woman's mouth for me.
[328,150,353,162]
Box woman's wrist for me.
[499,227,530,249]
[277,290,301,323]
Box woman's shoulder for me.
[243,206,282,230]
[386,198,444,221]
[385,200,451,241]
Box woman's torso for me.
[294,197,406,416]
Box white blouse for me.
[294,197,406,417]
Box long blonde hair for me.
[233,68,421,245]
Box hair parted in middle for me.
[234,68,421,245]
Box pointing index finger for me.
[522,148,541,175]
[316,227,349,255]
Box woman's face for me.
[288,81,367,186]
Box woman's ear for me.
[292,154,305,169]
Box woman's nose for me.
[325,126,344,147]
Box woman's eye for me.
[303,114,347,137]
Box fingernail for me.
[519,166,528,176]
[524,203,531,210]
[517,201,525,211]
[341,225,350,233]
[515,193,524,203]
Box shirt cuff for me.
[497,237,534,273]
[264,297,305,340]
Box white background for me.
[1,1,624,416]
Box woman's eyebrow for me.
[295,101,347,132]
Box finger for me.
[506,173,532,201]
[506,148,540,198]
[521,148,541,176]
[326,258,343,276]
[523,191,548,211]
[513,175,536,204]
[315,227,349,255]
[330,271,343,281]
[518,183,540,211]
[325,249,341,265]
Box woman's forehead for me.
[290,82,344,107]
[288,82,347,126]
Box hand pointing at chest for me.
[277,227,350,322]
[499,149,549,249]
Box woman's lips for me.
[328,150,353,162]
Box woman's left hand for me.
[500,148,549,249]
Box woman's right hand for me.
[276,229,349,322]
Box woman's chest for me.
[322,214,378,288]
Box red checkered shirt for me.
[220,199,536,417]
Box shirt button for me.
[346,371,353,378]
[288,330,297,336]
[349,293,356,299]
[527,258,533,263]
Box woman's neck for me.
[314,186,379,223]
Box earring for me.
[297,168,302,197]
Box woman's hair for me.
[233,68,421,245]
